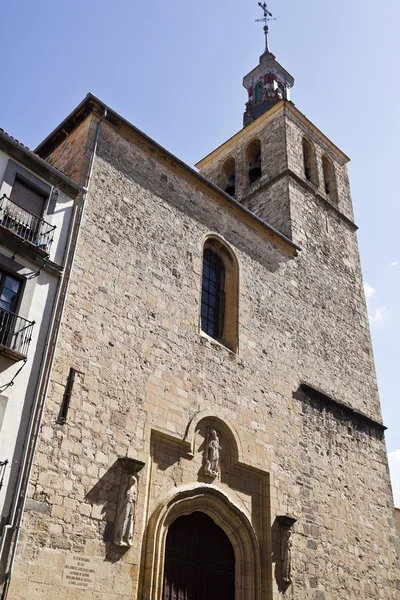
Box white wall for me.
[0,150,75,523]
[0,153,9,187]
[0,150,75,267]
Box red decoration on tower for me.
[248,86,254,97]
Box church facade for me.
[1,21,399,600]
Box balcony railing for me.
[0,459,8,490]
[0,309,34,361]
[0,194,56,254]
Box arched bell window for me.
[254,81,263,104]
[221,157,236,197]
[246,139,262,184]
[302,137,318,185]
[200,237,239,352]
[322,154,337,202]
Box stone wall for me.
[197,105,287,203]
[7,111,399,599]
[42,113,99,187]
[197,102,355,240]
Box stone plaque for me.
[62,553,97,590]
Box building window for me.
[10,177,46,217]
[0,270,22,314]
[302,138,318,185]
[322,155,337,202]
[0,269,33,361]
[200,237,239,352]
[221,158,236,197]
[246,139,262,184]
[201,249,225,340]
[254,81,263,104]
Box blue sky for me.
[1,0,399,502]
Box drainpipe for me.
[1,108,107,599]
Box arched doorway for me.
[162,512,235,600]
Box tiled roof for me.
[0,127,32,151]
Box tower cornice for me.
[196,101,350,170]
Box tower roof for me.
[243,2,294,127]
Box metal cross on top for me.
[256,2,276,52]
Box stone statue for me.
[114,473,137,547]
[204,429,221,478]
[281,528,293,584]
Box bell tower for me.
[196,3,355,244]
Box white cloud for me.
[370,306,388,324]
[363,283,387,325]
[388,450,400,508]
[391,261,399,267]
[363,283,376,299]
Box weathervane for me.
[256,2,276,52]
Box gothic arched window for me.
[200,238,239,352]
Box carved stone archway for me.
[138,485,262,600]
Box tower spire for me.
[256,2,276,53]
[243,2,294,127]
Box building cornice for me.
[242,167,358,232]
[196,100,350,169]
[298,384,386,435]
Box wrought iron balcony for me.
[0,309,34,361]
[0,194,56,254]
[0,459,8,490]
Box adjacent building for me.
[0,17,399,600]
[0,130,83,588]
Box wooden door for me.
[162,512,235,600]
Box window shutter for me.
[10,180,46,217]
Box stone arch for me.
[322,154,338,203]
[245,139,262,184]
[139,484,262,600]
[221,156,236,197]
[302,136,318,186]
[184,408,243,466]
[200,234,239,352]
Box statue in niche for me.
[281,527,293,584]
[114,473,137,547]
[204,429,221,478]
[277,515,296,585]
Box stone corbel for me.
[118,457,145,475]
